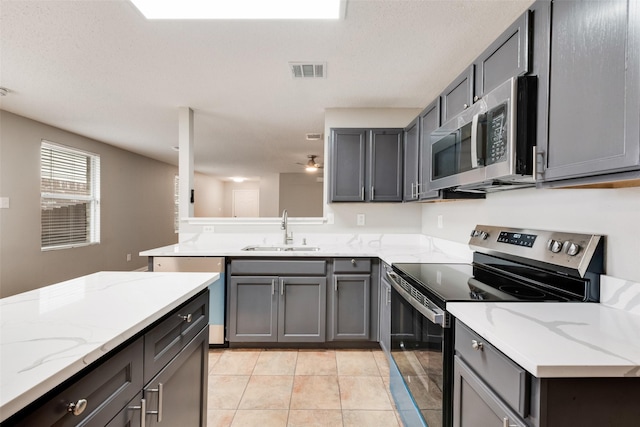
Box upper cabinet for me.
[403,118,420,201]
[418,99,442,200]
[539,0,640,186]
[441,66,475,123]
[330,128,403,202]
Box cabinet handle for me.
[147,383,164,422]
[67,398,88,416]
[351,259,356,265]
[503,417,517,427]
[334,279,338,292]
[463,103,469,109]
[386,287,391,305]
[272,279,276,295]
[178,313,192,323]
[371,186,375,199]
[473,95,480,102]
[411,182,415,199]
[361,186,365,201]
[129,398,146,427]
[280,279,284,296]
[471,340,484,351]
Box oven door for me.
[386,271,453,427]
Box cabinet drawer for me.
[333,258,371,273]
[144,291,209,383]
[14,338,144,427]
[230,259,326,275]
[455,320,529,417]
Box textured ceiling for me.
[0,0,534,179]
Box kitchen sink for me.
[241,245,320,252]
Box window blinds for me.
[41,141,100,249]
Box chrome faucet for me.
[281,209,293,245]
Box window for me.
[40,141,100,250]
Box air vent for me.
[289,62,326,78]
[306,133,323,140]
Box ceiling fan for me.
[297,154,323,172]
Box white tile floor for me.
[207,348,401,427]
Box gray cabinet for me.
[10,291,209,427]
[378,264,392,354]
[454,319,640,427]
[329,258,372,341]
[418,98,442,200]
[227,259,327,343]
[403,118,420,201]
[539,0,640,186]
[441,66,474,123]
[330,128,403,202]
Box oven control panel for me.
[469,225,604,277]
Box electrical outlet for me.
[357,213,365,226]
[203,225,215,233]
[437,215,444,229]
[126,253,132,262]
[0,197,9,209]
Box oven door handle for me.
[385,270,448,327]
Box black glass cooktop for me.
[392,257,586,308]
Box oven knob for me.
[547,239,563,253]
[566,242,581,256]
[479,231,489,240]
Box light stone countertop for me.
[448,301,640,378]
[0,271,218,422]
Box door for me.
[441,66,474,123]
[228,276,278,342]
[331,274,371,340]
[232,189,259,217]
[330,128,366,201]
[403,118,420,201]
[144,328,208,427]
[278,276,327,342]
[543,0,640,182]
[368,129,403,202]
[418,98,442,200]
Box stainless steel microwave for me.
[429,76,537,192]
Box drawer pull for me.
[351,259,356,265]
[129,398,146,427]
[67,398,88,416]
[503,417,517,427]
[179,313,193,323]
[147,383,164,422]
[471,340,483,351]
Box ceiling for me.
[0,0,534,180]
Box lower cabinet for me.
[228,275,327,343]
[8,291,209,427]
[330,274,370,340]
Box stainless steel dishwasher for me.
[152,256,225,345]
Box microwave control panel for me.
[485,102,508,165]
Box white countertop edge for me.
[0,272,217,422]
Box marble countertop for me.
[139,233,473,265]
[447,302,640,378]
[0,271,218,422]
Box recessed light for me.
[231,177,246,183]
[130,0,342,20]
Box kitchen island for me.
[0,271,218,425]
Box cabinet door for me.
[418,98,442,200]
[228,276,278,342]
[379,272,391,354]
[441,66,474,123]
[278,277,327,342]
[543,0,640,182]
[368,129,403,202]
[330,274,371,340]
[403,118,420,201]
[453,356,526,427]
[144,327,208,427]
[474,11,530,98]
[330,128,367,201]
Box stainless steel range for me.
[384,225,604,427]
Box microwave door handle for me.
[471,113,480,168]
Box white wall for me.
[194,173,224,217]
[421,186,640,283]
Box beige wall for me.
[279,172,323,217]
[0,111,178,297]
[194,173,224,217]
[259,173,280,217]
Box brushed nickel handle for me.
[371,186,375,199]
[129,398,146,427]
[272,279,276,295]
[178,313,192,323]
[67,398,88,416]
[503,417,517,427]
[463,103,469,109]
[471,340,483,351]
[147,383,163,422]
[473,95,480,102]
[334,279,338,292]
[351,259,356,265]
[280,279,284,296]
[361,186,365,201]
